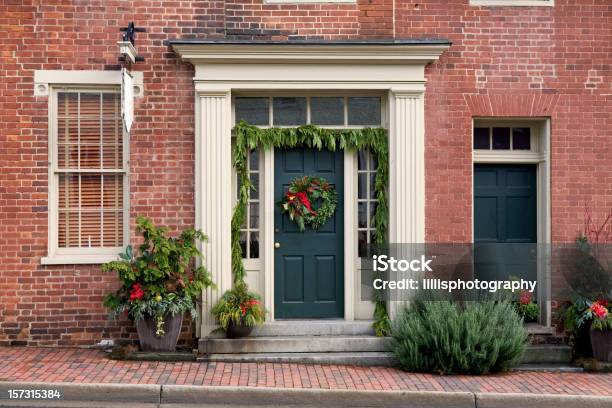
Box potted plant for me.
[563,298,612,362]
[586,299,612,362]
[212,281,265,338]
[103,216,214,352]
[513,290,539,323]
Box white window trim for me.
[41,85,130,265]
[470,0,553,6]
[34,70,144,97]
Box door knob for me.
[274,242,281,249]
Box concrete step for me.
[251,320,376,337]
[200,339,570,367]
[199,351,396,366]
[513,364,582,373]
[202,335,390,354]
[525,323,555,335]
[240,321,548,338]
[520,344,572,364]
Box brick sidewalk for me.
[0,347,610,396]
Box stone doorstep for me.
[525,323,556,335]
[121,351,197,362]
[198,351,398,366]
[513,364,583,373]
[112,345,572,368]
[521,344,573,364]
[251,319,376,337]
[198,333,571,367]
[201,335,391,354]
[217,321,556,338]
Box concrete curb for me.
[0,381,611,408]
[162,385,474,407]
[475,392,612,408]
[0,381,160,407]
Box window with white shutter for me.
[44,88,128,264]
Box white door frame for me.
[231,91,386,322]
[171,41,450,336]
[472,118,552,327]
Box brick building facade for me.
[1,0,611,346]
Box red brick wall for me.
[1,0,611,346]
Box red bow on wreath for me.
[295,191,317,215]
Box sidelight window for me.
[357,150,379,257]
[237,149,261,259]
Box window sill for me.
[470,0,553,6]
[41,253,120,265]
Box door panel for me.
[315,256,336,301]
[474,164,537,282]
[283,256,304,302]
[274,147,344,318]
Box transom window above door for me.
[473,126,533,151]
[472,119,547,163]
[234,96,382,127]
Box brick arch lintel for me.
[464,93,560,117]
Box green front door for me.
[274,147,344,318]
[474,164,538,282]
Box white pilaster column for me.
[195,88,233,338]
[387,90,426,317]
[388,90,425,244]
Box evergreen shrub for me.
[390,300,527,374]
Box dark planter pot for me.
[135,313,183,352]
[226,320,253,339]
[590,328,612,363]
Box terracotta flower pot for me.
[226,320,253,339]
[590,328,612,363]
[135,313,183,352]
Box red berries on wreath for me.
[279,176,338,231]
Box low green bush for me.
[390,300,527,375]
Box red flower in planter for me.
[240,299,260,316]
[519,290,532,305]
[596,299,609,308]
[591,302,609,320]
[129,283,145,301]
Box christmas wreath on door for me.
[279,175,338,231]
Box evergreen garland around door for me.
[232,120,390,336]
